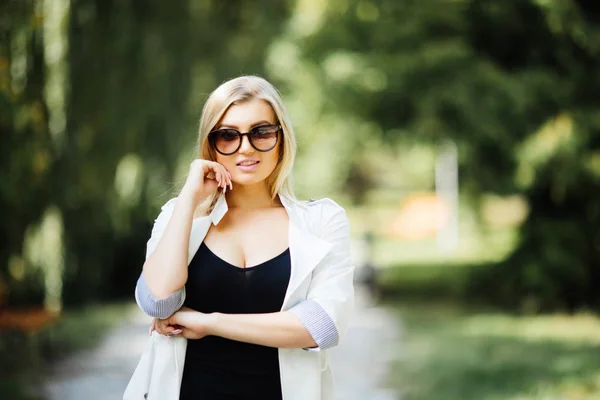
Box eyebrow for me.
[217,120,272,130]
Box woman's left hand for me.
[150,307,211,339]
[151,317,182,337]
[155,307,212,340]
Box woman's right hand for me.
[181,159,232,205]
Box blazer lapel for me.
[280,195,332,308]
[187,194,228,264]
[283,220,331,307]
[187,217,211,265]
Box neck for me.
[225,182,280,209]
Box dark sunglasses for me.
[209,124,281,156]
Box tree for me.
[1,0,291,309]
[282,0,600,311]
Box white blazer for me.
[134,192,355,400]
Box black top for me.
[179,242,291,400]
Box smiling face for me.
[212,98,281,187]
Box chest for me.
[203,207,289,269]
[185,242,291,314]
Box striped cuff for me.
[289,299,339,351]
[135,274,185,319]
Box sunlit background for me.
[2,0,600,399]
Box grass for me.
[384,300,600,400]
[0,301,136,400]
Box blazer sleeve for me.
[289,200,355,351]
[135,198,186,319]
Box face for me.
[211,98,281,187]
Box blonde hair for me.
[196,75,297,211]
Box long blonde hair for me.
[196,76,297,211]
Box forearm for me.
[142,191,197,299]
[206,311,317,349]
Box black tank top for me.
[179,242,291,400]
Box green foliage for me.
[468,164,600,312]
[386,300,600,399]
[282,0,600,311]
[1,0,292,307]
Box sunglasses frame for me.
[209,124,282,156]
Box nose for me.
[238,133,254,154]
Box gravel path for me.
[41,286,400,400]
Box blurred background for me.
[2,0,600,399]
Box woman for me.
[135,75,354,400]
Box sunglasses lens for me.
[213,130,240,154]
[250,126,279,151]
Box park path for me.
[40,286,401,400]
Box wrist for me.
[179,187,211,214]
[180,185,202,204]
[204,312,221,336]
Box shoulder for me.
[299,198,350,244]
[301,197,349,233]
[157,197,178,216]
[161,197,178,211]
[150,197,177,225]
[306,197,346,216]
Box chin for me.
[231,173,270,186]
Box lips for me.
[236,159,260,166]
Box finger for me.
[209,161,222,176]
[220,167,230,191]
[204,161,218,179]
[211,163,227,192]
[158,327,174,336]
[223,167,230,182]
[221,175,227,193]
[155,324,167,335]
[156,320,173,336]
[214,169,223,188]
[225,169,233,190]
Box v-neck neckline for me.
[200,242,290,270]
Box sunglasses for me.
[209,124,281,156]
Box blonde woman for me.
[135,76,354,400]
